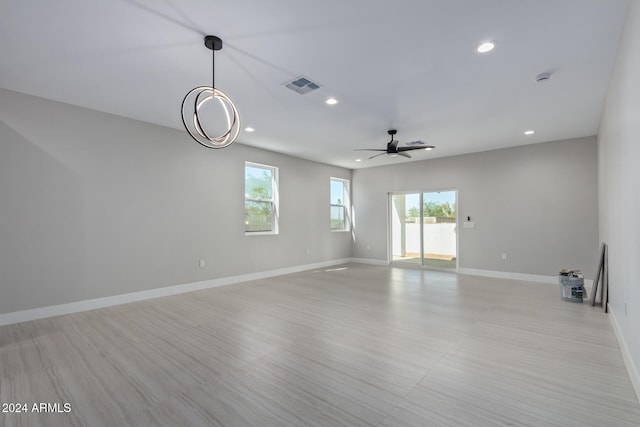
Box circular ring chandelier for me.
[181,35,240,149]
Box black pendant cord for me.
[211,48,215,90]
[203,35,223,90]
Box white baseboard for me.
[0,258,352,327]
[457,267,594,288]
[608,303,640,405]
[0,259,595,327]
[349,257,390,266]
[349,260,595,288]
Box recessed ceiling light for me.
[424,147,433,151]
[477,41,495,53]
[355,159,362,162]
[245,127,255,132]
[326,98,338,105]
[524,130,535,135]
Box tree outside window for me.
[245,163,278,233]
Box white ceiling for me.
[0,0,629,169]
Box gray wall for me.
[598,0,640,382]
[352,137,599,278]
[0,87,602,318]
[0,89,352,315]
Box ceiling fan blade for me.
[361,131,432,159]
[398,145,435,152]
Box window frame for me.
[330,177,350,232]
[244,162,279,235]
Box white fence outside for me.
[392,222,457,258]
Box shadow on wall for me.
[0,120,86,314]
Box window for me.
[330,177,349,231]
[245,162,278,234]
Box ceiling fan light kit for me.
[355,129,435,160]
[181,35,240,149]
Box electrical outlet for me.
[501,253,508,261]
[366,244,371,251]
[625,303,629,318]
[199,259,206,268]
[306,248,310,255]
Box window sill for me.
[245,231,278,236]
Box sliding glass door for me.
[390,190,457,269]
[422,191,457,268]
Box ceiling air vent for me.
[283,76,322,95]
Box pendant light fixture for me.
[181,35,240,149]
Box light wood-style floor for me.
[1,263,639,426]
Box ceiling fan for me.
[355,129,435,159]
